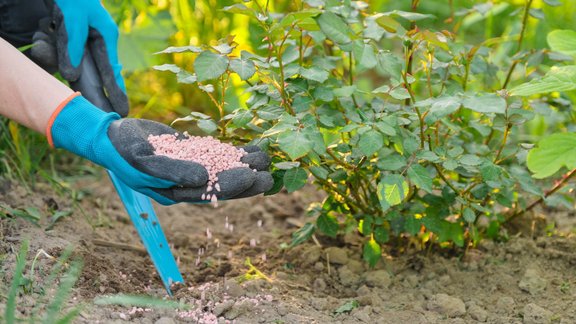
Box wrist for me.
[48,93,121,164]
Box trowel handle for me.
[69,49,114,113]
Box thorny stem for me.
[275,27,295,115]
[326,149,354,170]
[507,168,576,222]
[493,123,511,164]
[348,52,360,108]
[502,0,533,89]
[433,164,462,196]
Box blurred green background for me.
[112,0,575,122]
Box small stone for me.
[313,278,327,292]
[347,260,364,274]
[224,281,245,297]
[356,295,373,306]
[213,300,235,316]
[314,261,325,271]
[338,266,361,287]
[426,293,466,317]
[155,317,176,324]
[356,285,371,296]
[468,304,488,322]
[352,306,372,322]
[496,296,515,314]
[224,300,253,320]
[523,303,553,324]
[363,270,392,289]
[519,268,547,295]
[302,246,322,266]
[324,247,349,265]
[310,297,329,311]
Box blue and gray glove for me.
[48,93,273,205]
[32,0,128,116]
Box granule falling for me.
[148,133,250,204]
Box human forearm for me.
[0,37,73,133]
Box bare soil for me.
[1,173,575,324]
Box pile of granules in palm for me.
[148,133,249,204]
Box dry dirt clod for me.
[426,293,466,318]
[313,277,327,293]
[523,303,554,324]
[363,270,392,289]
[224,300,253,320]
[468,304,488,322]
[324,247,349,265]
[154,317,176,324]
[213,300,235,317]
[224,281,245,297]
[519,268,547,295]
[496,296,516,314]
[338,266,361,287]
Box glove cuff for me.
[48,93,121,162]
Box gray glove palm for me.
[107,118,273,204]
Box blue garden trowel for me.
[70,50,184,295]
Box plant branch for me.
[433,163,462,196]
[502,0,533,89]
[507,168,576,222]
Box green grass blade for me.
[41,260,82,324]
[54,306,83,324]
[5,240,29,324]
[29,247,74,322]
[94,294,190,310]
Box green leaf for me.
[265,169,286,196]
[510,66,576,96]
[154,45,202,54]
[463,207,476,223]
[283,167,308,193]
[358,129,384,156]
[334,300,359,315]
[377,175,409,211]
[300,66,329,83]
[46,210,73,231]
[333,85,357,97]
[377,154,406,171]
[153,64,181,73]
[289,223,315,247]
[459,154,482,166]
[548,30,576,56]
[317,213,339,238]
[363,237,382,267]
[197,119,217,134]
[386,10,435,21]
[407,164,433,193]
[544,0,562,6]
[278,131,313,160]
[527,132,576,178]
[462,94,506,114]
[353,41,377,70]
[390,87,411,100]
[373,226,390,244]
[194,51,229,82]
[230,59,256,80]
[315,12,353,44]
[176,70,197,84]
[480,162,501,181]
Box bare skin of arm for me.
[0,37,73,134]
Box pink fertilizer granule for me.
[148,133,249,204]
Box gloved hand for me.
[31,0,128,117]
[48,93,274,205]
